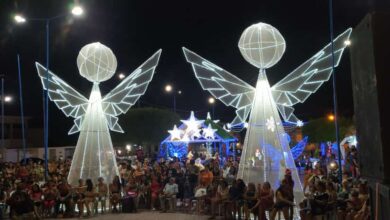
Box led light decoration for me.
[181,111,204,132]
[207,112,220,123]
[291,136,308,160]
[203,124,218,139]
[168,125,182,141]
[36,42,161,185]
[266,116,276,132]
[183,22,352,213]
[159,111,237,159]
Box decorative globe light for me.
[238,22,286,69]
[77,42,117,82]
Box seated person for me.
[159,177,178,212]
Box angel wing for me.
[271,28,352,123]
[183,47,255,127]
[102,49,162,133]
[35,62,89,134]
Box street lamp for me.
[0,75,13,162]
[14,5,84,180]
[344,40,351,46]
[208,97,215,118]
[4,96,12,103]
[327,114,335,121]
[165,84,172,93]
[14,15,26,23]
[118,73,126,80]
[71,6,84,16]
[164,84,181,113]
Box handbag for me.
[194,188,207,198]
[127,191,138,198]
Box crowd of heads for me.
[0,144,369,220]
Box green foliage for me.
[111,107,180,146]
[302,117,354,143]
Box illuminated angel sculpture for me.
[183,22,351,205]
[36,42,161,185]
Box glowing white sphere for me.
[77,42,117,82]
[238,22,286,69]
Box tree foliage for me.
[111,107,180,147]
[302,117,354,143]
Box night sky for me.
[0,0,371,144]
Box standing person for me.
[29,184,43,219]
[271,180,295,220]
[150,174,161,211]
[75,179,87,217]
[56,179,73,217]
[96,177,108,213]
[252,182,274,220]
[42,181,58,217]
[199,166,214,188]
[84,179,95,216]
[109,176,122,213]
[243,182,257,220]
[159,177,178,213]
[208,179,229,219]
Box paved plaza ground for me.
[49,212,211,220]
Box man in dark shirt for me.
[7,183,34,218]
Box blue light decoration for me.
[291,136,308,160]
[159,111,237,160]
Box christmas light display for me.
[36,42,161,185]
[183,22,352,210]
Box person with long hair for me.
[96,177,108,213]
[271,180,295,220]
[84,179,95,216]
[109,175,122,212]
[29,183,43,219]
[75,179,87,217]
[150,174,160,211]
[208,179,229,219]
[252,182,274,220]
[243,182,257,220]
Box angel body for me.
[36,42,161,185]
[183,23,351,211]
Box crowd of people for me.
[0,145,369,220]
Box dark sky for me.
[0,0,374,143]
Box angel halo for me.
[183,22,352,215]
[36,42,161,185]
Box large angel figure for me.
[36,42,161,185]
[183,22,351,207]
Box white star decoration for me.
[207,112,220,123]
[296,120,304,127]
[266,116,276,132]
[181,111,204,132]
[203,124,218,139]
[168,125,182,140]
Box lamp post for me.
[14,5,84,180]
[164,84,181,113]
[208,97,215,118]
[0,75,13,161]
[118,73,126,80]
